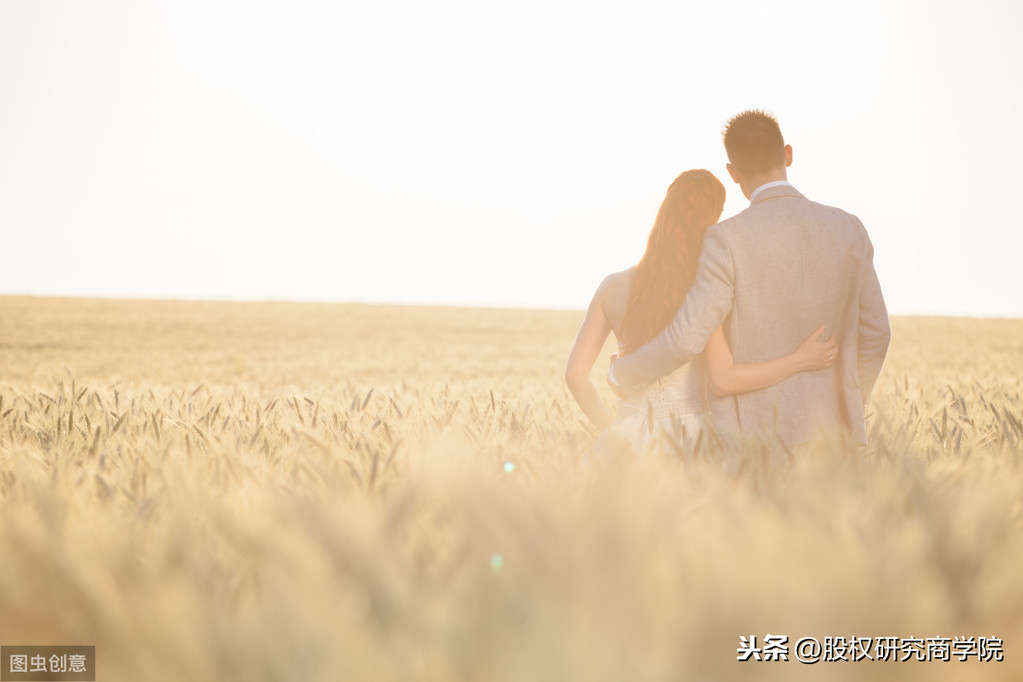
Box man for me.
[609,110,891,446]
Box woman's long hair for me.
[619,169,726,354]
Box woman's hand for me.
[793,324,838,372]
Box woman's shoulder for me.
[594,267,636,334]
[596,266,637,298]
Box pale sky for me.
[2,0,1021,317]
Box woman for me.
[565,169,836,455]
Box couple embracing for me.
[566,110,891,455]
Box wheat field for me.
[0,296,1021,681]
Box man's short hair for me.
[722,109,786,175]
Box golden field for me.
[0,295,1021,682]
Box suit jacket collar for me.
[750,184,805,205]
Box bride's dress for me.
[593,352,710,458]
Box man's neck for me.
[748,180,793,204]
[740,170,788,200]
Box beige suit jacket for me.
[612,184,891,445]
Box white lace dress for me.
[592,353,711,459]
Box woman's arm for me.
[565,280,615,430]
[706,324,837,397]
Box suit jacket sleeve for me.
[612,226,735,391]
[856,232,891,405]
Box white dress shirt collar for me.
[749,180,793,204]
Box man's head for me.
[722,109,793,198]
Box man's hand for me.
[606,352,628,399]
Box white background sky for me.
[2,0,1021,317]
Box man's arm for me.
[610,226,735,393]
[857,236,891,405]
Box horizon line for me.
[2,291,1021,321]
